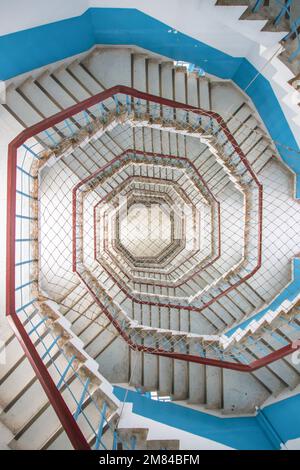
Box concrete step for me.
[84,48,131,106]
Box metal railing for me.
[6,85,300,449]
[253,0,300,62]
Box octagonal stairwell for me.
[3,46,300,449]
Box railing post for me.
[95,401,108,450]
[74,378,91,421]
[253,0,265,13]
[57,354,76,389]
[274,0,292,26]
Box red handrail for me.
[6,135,90,450]
[6,86,300,454]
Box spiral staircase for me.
[1,1,300,451]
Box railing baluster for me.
[57,354,76,390]
[28,316,48,336]
[130,436,137,450]
[95,401,108,450]
[274,0,292,26]
[253,0,265,13]
[112,431,118,450]
[41,335,61,360]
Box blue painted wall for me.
[114,386,300,450]
[0,8,299,175]
[262,393,300,446]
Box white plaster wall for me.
[0,0,88,36]
[0,0,283,52]
[285,438,300,450]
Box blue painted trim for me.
[57,354,76,389]
[112,431,118,450]
[64,118,76,136]
[0,8,299,179]
[0,10,95,81]
[28,316,47,336]
[261,393,300,446]
[113,386,300,450]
